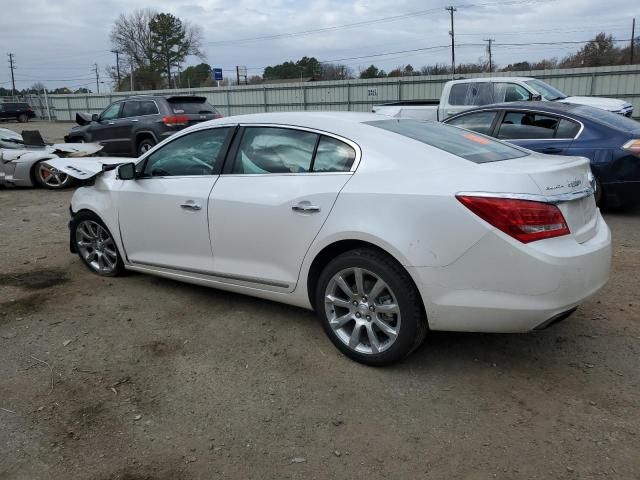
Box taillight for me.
[456,195,570,243]
[622,139,640,157]
[162,115,189,126]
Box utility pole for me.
[445,6,457,78]
[631,18,636,64]
[484,38,495,73]
[111,50,121,89]
[236,66,240,86]
[93,63,100,93]
[129,57,134,91]
[7,53,16,97]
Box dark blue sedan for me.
[444,101,640,208]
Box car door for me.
[116,101,142,154]
[494,110,579,154]
[117,126,234,272]
[88,102,124,154]
[208,126,359,291]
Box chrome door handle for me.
[108,122,115,125]
[180,201,202,211]
[292,202,321,213]
[131,119,139,122]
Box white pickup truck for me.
[372,77,633,121]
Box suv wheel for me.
[137,138,156,156]
[315,248,427,366]
[17,113,28,123]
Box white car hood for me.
[44,157,130,180]
[558,96,632,113]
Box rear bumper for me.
[410,211,611,333]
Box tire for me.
[137,137,156,156]
[71,212,125,277]
[315,248,427,366]
[17,113,28,123]
[594,177,605,208]
[67,137,85,143]
[33,161,74,189]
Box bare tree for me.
[110,9,157,69]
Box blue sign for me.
[213,68,223,81]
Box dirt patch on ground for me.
[0,186,639,480]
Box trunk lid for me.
[44,157,129,180]
[480,153,598,243]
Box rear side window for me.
[497,112,559,139]
[448,82,495,106]
[556,119,581,139]
[233,127,318,174]
[366,119,528,163]
[139,100,159,115]
[313,136,356,172]
[446,111,498,135]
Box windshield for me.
[524,79,567,101]
[366,119,528,163]
[0,128,24,149]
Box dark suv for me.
[65,95,222,156]
[0,102,36,122]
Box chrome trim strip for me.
[130,260,290,289]
[456,187,594,205]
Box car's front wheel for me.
[17,113,28,123]
[34,161,74,189]
[315,248,427,366]
[72,212,125,277]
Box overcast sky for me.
[0,0,638,91]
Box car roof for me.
[200,111,388,131]
[449,77,534,84]
[449,101,581,116]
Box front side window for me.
[366,119,528,163]
[100,103,121,121]
[497,112,559,139]
[493,83,531,103]
[446,111,498,135]
[142,127,230,177]
[232,127,318,174]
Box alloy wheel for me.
[36,163,72,188]
[75,220,119,274]
[324,267,401,355]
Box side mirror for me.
[117,162,136,180]
[92,113,99,122]
[529,93,542,101]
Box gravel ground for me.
[0,122,639,480]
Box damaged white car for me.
[0,128,103,189]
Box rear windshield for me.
[167,98,218,115]
[570,105,639,132]
[366,119,528,163]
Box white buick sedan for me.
[47,112,611,365]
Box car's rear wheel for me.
[72,212,125,277]
[34,161,74,189]
[594,177,605,208]
[315,248,427,366]
[17,113,28,123]
[137,138,156,156]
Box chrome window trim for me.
[446,107,585,141]
[456,188,594,205]
[236,122,363,173]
